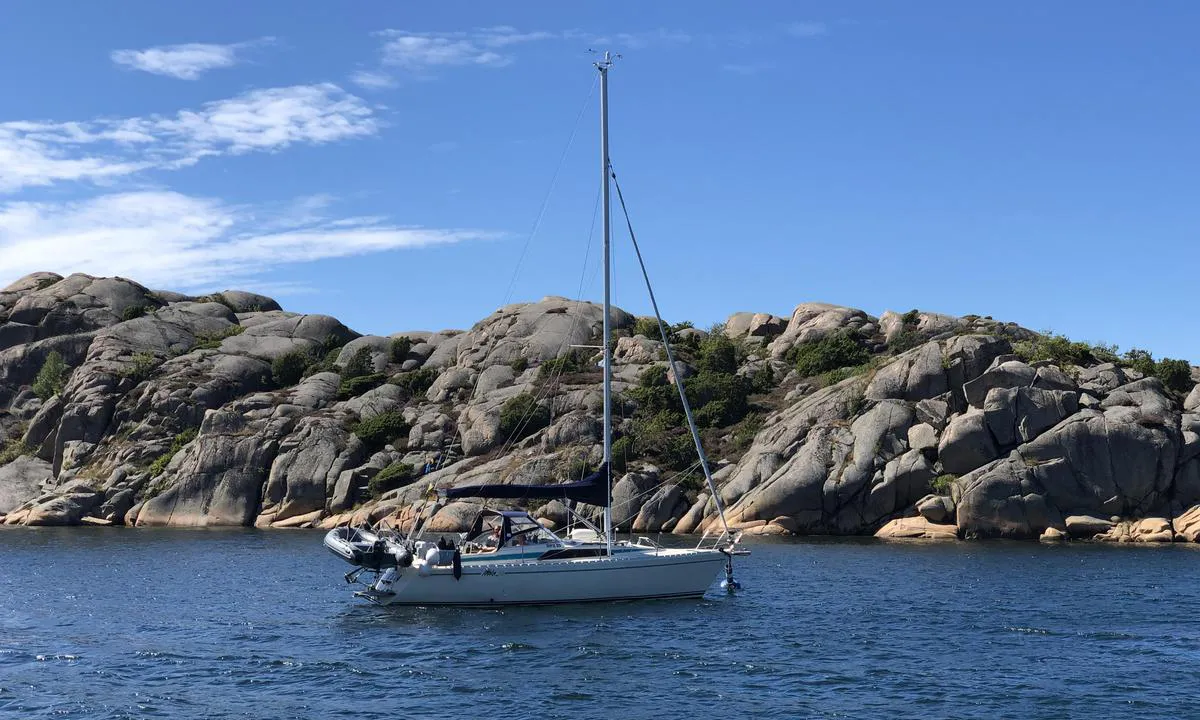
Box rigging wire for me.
[433,74,599,479]
[609,163,734,540]
[501,74,599,307]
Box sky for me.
[0,1,1197,362]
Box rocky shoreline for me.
[1,271,1198,544]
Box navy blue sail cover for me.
[438,463,609,505]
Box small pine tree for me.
[32,351,70,399]
[343,346,374,379]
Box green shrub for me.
[1155,358,1193,393]
[750,363,775,393]
[819,362,873,387]
[338,373,387,400]
[198,292,236,310]
[121,304,150,321]
[563,455,592,481]
[610,434,636,473]
[272,347,312,387]
[32,351,70,399]
[694,400,732,428]
[367,462,415,499]
[303,347,342,378]
[632,316,660,338]
[498,393,550,441]
[1013,333,1116,367]
[353,410,409,450]
[539,350,591,378]
[509,356,528,373]
[0,438,33,465]
[389,336,413,364]
[35,277,59,290]
[686,373,751,426]
[696,334,739,376]
[1118,350,1194,393]
[731,412,764,452]
[890,311,923,353]
[343,346,375,380]
[193,324,244,350]
[391,368,439,396]
[120,352,159,382]
[677,472,706,494]
[148,428,197,477]
[625,369,678,418]
[319,333,349,355]
[787,331,870,378]
[931,474,957,494]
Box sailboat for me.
[323,54,745,606]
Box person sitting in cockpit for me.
[482,524,503,551]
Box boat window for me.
[466,515,505,544]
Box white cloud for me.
[0,83,377,192]
[786,22,828,38]
[0,191,498,290]
[111,38,274,80]
[348,70,397,90]
[379,32,512,71]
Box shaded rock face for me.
[1,272,1198,541]
[955,378,1186,538]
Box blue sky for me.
[1,1,1197,362]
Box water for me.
[1,530,1198,719]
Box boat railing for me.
[694,529,744,552]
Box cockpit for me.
[461,509,561,554]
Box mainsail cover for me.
[438,463,609,505]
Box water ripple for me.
[2,529,1200,719]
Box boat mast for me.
[598,51,614,557]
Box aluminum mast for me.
[597,51,614,557]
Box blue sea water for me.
[1,529,1198,719]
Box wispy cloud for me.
[377,27,554,72]
[348,69,397,90]
[0,83,377,193]
[786,22,828,38]
[357,26,691,86]
[0,191,499,290]
[111,37,275,80]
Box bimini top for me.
[438,463,609,505]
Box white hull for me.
[367,547,727,606]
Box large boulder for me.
[938,409,999,475]
[875,517,958,540]
[963,359,1037,408]
[631,484,686,532]
[768,303,878,359]
[0,456,53,513]
[715,399,914,534]
[864,342,948,402]
[456,297,631,370]
[257,417,366,526]
[982,386,1078,447]
[956,380,1182,538]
